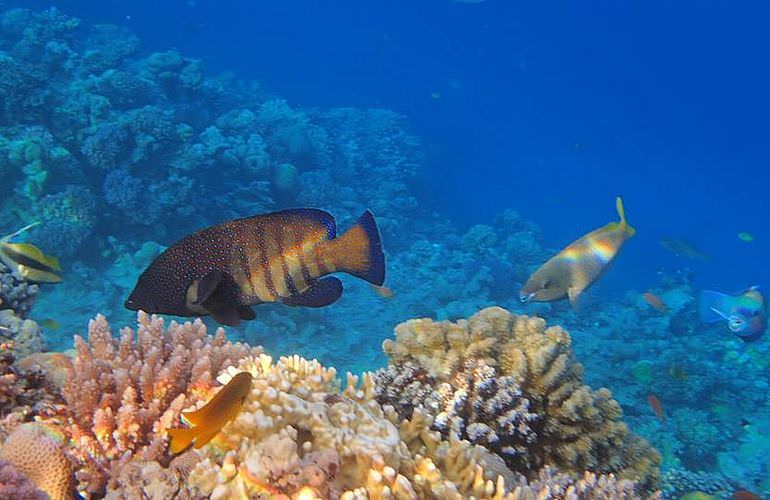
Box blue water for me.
[3,0,770,496]
[52,0,770,292]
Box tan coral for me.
[188,354,414,499]
[380,306,661,492]
[0,422,74,500]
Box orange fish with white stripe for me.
[520,197,635,307]
[125,208,385,326]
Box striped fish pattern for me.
[125,208,385,326]
[519,197,635,307]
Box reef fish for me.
[643,291,668,313]
[167,371,253,453]
[126,209,385,326]
[658,236,710,261]
[698,286,767,342]
[647,393,665,421]
[0,223,62,283]
[520,197,635,306]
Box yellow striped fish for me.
[125,208,385,326]
[0,223,62,283]
[520,197,635,307]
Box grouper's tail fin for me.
[332,210,385,286]
[616,197,636,237]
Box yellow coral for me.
[0,422,74,500]
[381,306,661,491]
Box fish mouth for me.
[124,298,139,311]
[519,292,535,303]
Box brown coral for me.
[0,458,47,499]
[378,306,661,492]
[62,311,259,495]
[0,422,74,500]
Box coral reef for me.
[0,262,39,318]
[0,310,44,359]
[375,306,661,492]
[0,458,46,499]
[62,311,260,495]
[0,422,73,500]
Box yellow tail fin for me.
[326,210,385,285]
[615,197,636,237]
[167,426,199,454]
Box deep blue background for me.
[42,0,770,293]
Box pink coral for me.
[63,311,259,495]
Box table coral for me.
[62,311,259,496]
[377,306,661,493]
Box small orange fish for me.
[371,284,394,299]
[167,371,253,453]
[643,292,669,313]
[732,491,761,500]
[647,393,665,421]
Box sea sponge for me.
[0,422,74,500]
[378,306,661,492]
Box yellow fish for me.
[0,223,62,283]
[520,197,635,307]
[167,371,252,453]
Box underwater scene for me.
[0,0,768,498]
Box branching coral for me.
[62,311,259,495]
[376,306,661,492]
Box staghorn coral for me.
[0,422,74,500]
[377,306,661,492]
[62,311,259,496]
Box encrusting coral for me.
[375,306,661,493]
[61,311,260,496]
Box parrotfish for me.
[698,286,767,342]
[167,371,253,453]
[520,197,635,306]
[0,223,62,283]
[125,208,385,326]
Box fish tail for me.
[167,426,199,454]
[615,197,636,237]
[329,210,385,286]
[698,290,733,323]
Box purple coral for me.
[0,459,47,500]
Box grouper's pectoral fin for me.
[195,270,227,305]
[209,306,242,327]
[283,277,342,307]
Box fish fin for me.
[0,222,41,244]
[615,197,636,237]
[167,426,199,454]
[209,306,242,327]
[195,270,226,305]
[698,290,734,323]
[18,265,62,283]
[329,210,385,286]
[567,286,581,308]
[237,305,256,320]
[283,277,342,307]
[192,425,223,449]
